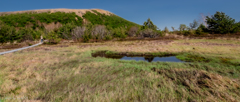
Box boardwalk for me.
[0,42,42,55]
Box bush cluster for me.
[0,10,144,43]
[0,12,83,28]
[0,21,43,43]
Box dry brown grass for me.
[152,68,240,101]
[78,39,240,59]
[0,38,240,101]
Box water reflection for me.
[92,51,184,63]
[121,56,184,62]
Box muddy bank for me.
[92,50,177,58]
[0,41,39,49]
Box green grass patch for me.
[176,53,211,62]
[0,75,3,87]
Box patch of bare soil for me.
[196,42,240,46]
[42,22,62,32]
[180,42,240,47]
[25,47,53,52]
[0,8,113,17]
[151,68,240,101]
[55,45,69,48]
[79,44,107,48]
[0,41,38,49]
[189,34,240,40]
[116,37,178,42]
[143,40,174,45]
[0,44,25,49]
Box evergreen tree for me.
[190,19,199,30]
[196,24,208,34]
[142,18,158,30]
[206,11,236,34]
[179,24,187,31]
[171,26,175,31]
[164,27,169,33]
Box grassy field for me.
[0,38,240,101]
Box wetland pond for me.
[92,51,185,63]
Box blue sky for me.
[0,0,239,30]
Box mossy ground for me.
[0,38,240,101]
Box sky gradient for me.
[0,0,239,30]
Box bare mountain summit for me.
[0,8,113,17]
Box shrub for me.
[0,12,83,28]
[46,31,61,44]
[196,24,209,35]
[32,30,43,40]
[17,28,36,42]
[113,27,127,38]
[127,26,139,37]
[0,24,17,43]
[156,30,163,37]
[179,24,187,32]
[139,28,159,38]
[56,22,77,39]
[0,12,84,43]
[183,31,191,36]
[82,33,91,42]
[104,33,112,40]
[164,27,169,33]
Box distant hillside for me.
[0,8,138,29]
[0,9,141,43]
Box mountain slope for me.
[0,9,140,43]
[0,8,138,29]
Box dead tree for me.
[91,25,107,40]
[71,26,86,41]
[127,26,139,37]
[199,13,207,27]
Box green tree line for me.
[168,11,240,35]
[1,10,239,44]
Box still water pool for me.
[120,56,184,62]
[92,51,185,63]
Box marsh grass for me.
[0,39,240,101]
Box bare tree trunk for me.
[200,13,207,27]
